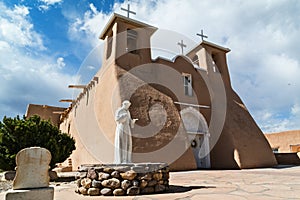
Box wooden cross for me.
[121,4,136,18]
[197,29,208,41]
[177,40,187,54]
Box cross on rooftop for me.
[177,40,187,55]
[121,4,136,18]
[197,29,208,41]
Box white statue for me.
[114,100,138,164]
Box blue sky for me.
[0,0,299,133]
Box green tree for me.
[0,115,75,170]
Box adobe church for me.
[26,13,277,171]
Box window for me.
[212,54,219,73]
[127,29,138,54]
[106,37,113,59]
[192,55,199,66]
[183,73,192,96]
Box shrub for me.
[0,115,75,170]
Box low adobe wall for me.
[274,153,300,165]
[75,163,169,196]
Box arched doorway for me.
[180,107,211,168]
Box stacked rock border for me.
[75,163,170,196]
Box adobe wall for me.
[26,104,66,127]
[210,89,277,169]
[265,130,300,152]
[94,63,198,171]
[203,49,278,169]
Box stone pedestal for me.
[5,187,54,200]
[75,163,169,196]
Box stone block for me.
[5,187,54,200]
[13,147,51,189]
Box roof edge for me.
[99,13,158,40]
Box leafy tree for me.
[0,115,75,170]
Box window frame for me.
[182,73,193,96]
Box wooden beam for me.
[59,99,74,103]
[68,85,86,89]
[174,101,210,109]
[52,111,64,114]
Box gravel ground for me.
[0,180,76,193]
[0,181,12,193]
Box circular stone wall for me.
[75,163,169,196]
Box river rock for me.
[91,180,102,188]
[121,180,131,190]
[140,180,148,188]
[78,187,88,195]
[121,170,137,180]
[111,170,120,178]
[153,172,163,180]
[88,188,100,196]
[81,178,92,189]
[113,188,125,196]
[103,167,114,174]
[140,173,152,181]
[98,172,110,181]
[102,178,120,189]
[87,168,98,180]
[127,186,140,195]
[100,188,112,196]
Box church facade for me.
[26,13,277,170]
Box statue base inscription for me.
[75,163,169,196]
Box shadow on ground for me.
[166,185,216,193]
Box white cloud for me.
[56,57,66,69]
[67,6,108,47]
[0,3,45,50]
[291,103,300,115]
[38,0,63,11]
[0,2,76,119]
[40,0,63,4]
[89,3,98,15]
[66,0,300,133]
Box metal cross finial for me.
[177,40,187,55]
[121,4,136,18]
[197,29,208,41]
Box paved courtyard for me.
[1,165,299,199]
[54,165,300,200]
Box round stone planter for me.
[75,163,169,196]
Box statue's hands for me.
[131,119,138,128]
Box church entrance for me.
[180,107,211,169]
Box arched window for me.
[192,55,199,66]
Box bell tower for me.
[99,13,157,70]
